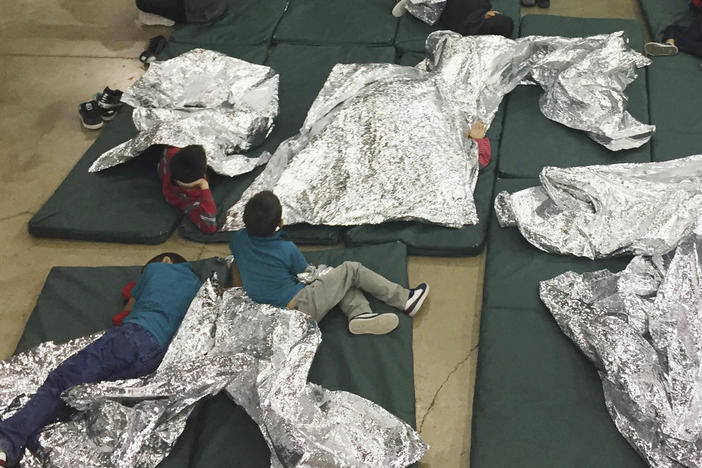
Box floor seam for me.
[0,52,141,60]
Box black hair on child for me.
[243,191,282,237]
[143,252,187,270]
[170,145,207,183]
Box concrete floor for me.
[0,0,648,466]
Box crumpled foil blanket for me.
[540,228,702,467]
[495,154,702,259]
[405,0,446,25]
[0,278,427,468]
[221,31,652,232]
[89,49,278,177]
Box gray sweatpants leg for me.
[291,261,409,322]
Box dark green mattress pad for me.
[394,0,521,52]
[471,177,645,467]
[16,242,416,468]
[498,15,652,178]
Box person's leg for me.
[0,324,163,462]
[136,0,186,23]
[477,14,514,38]
[675,16,702,58]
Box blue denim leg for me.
[0,323,164,461]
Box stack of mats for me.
[29,0,524,256]
[471,15,654,467]
[638,0,702,161]
[16,242,418,467]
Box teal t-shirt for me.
[124,262,202,349]
[229,229,308,308]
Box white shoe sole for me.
[348,313,399,335]
[137,10,175,27]
[407,284,430,317]
[392,0,408,17]
[80,119,103,130]
[644,42,678,56]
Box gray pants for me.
[291,261,409,322]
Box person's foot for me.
[78,101,104,130]
[405,283,429,317]
[536,0,550,7]
[348,312,399,335]
[392,0,408,17]
[644,41,679,56]
[140,35,168,65]
[137,9,175,27]
[520,0,536,5]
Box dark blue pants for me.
[663,7,702,59]
[0,323,164,461]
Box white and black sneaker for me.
[139,35,168,65]
[348,312,399,335]
[405,283,429,317]
[78,101,103,130]
[644,41,679,56]
[392,0,408,17]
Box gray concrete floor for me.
[0,1,648,466]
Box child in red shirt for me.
[158,145,218,234]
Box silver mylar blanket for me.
[89,49,278,177]
[405,0,446,25]
[0,278,427,468]
[540,228,702,467]
[495,154,702,259]
[221,31,652,231]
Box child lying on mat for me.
[158,145,218,234]
[645,0,702,59]
[0,253,201,468]
[229,191,430,336]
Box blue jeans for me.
[0,323,164,461]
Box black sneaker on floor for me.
[78,100,103,130]
[97,87,123,110]
[404,283,429,317]
[139,35,168,65]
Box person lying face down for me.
[0,253,201,468]
[441,0,515,38]
[228,191,431,337]
[158,145,218,234]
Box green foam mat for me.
[472,177,644,467]
[498,15,651,178]
[273,0,399,45]
[28,109,182,244]
[167,0,288,47]
[647,53,702,161]
[344,145,497,257]
[638,0,693,41]
[16,242,416,467]
[394,0,521,52]
[179,44,396,244]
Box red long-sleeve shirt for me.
[476,137,491,167]
[158,147,218,234]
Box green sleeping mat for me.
[638,0,702,162]
[471,177,644,467]
[28,109,183,244]
[16,242,417,468]
[178,44,397,245]
[498,15,652,178]
[168,0,288,47]
[394,0,521,53]
[273,0,399,45]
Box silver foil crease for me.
[495,154,702,259]
[221,31,652,231]
[89,49,278,177]
[539,228,702,467]
[0,277,427,467]
[405,0,446,25]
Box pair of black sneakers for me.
[78,87,123,130]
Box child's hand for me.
[176,178,209,190]
[467,121,487,139]
[484,10,500,18]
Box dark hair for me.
[170,145,207,183]
[479,14,514,38]
[143,252,187,271]
[243,191,282,237]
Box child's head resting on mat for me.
[170,145,207,184]
[243,190,283,237]
[142,252,188,271]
